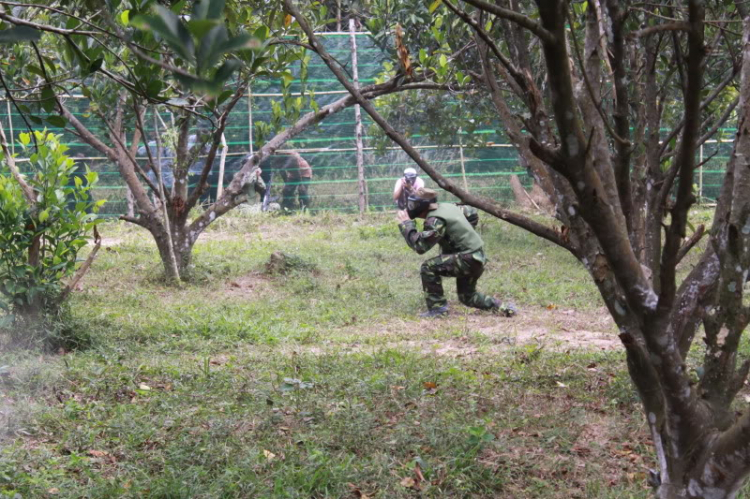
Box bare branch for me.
[676,224,706,264]
[283,0,573,253]
[0,117,34,204]
[631,21,691,38]
[57,226,101,303]
[459,0,555,43]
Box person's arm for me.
[393,178,404,202]
[398,216,445,255]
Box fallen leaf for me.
[347,483,371,499]
[546,303,558,310]
[138,383,151,391]
[48,489,59,494]
[263,449,276,461]
[400,476,416,488]
[414,462,425,485]
[423,381,437,390]
[88,450,108,457]
[556,381,567,388]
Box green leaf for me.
[253,25,269,42]
[131,7,195,62]
[218,33,261,54]
[196,24,228,73]
[0,26,41,44]
[187,19,221,39]
[88,58,104,74]
[216,89,233,106]
[439,54,448,68]
[280,71,294,87]
[46,116,67,128]
[39,209,49,223]
[120,10,130,26]
[192,0,225,20]
[41,86,56,113]
[19,133,30,146]
[428,0,443,13]
[170,0,187,13]
[213,59,240,83]
[146,79,163,98]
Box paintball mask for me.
[406,188,437,219]
[403,167,418,186]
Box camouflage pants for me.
[420,252,495,310]
[281,177,311,210]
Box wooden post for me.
[350,19,366,215]
[458,128,468,191]
[337,0,342,32]
[217,133,227,199]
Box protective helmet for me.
[406,187,437,219]
[404,167,418,179]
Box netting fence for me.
[0,32,735,217]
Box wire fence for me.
[0,32,734,216]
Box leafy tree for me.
[286,0,750,497]
[0,0,442,282]
[0,130,102,329]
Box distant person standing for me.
[393,167,425,209]
[281,151,313,211]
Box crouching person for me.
[396,188,516,318]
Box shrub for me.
[0,131,103,338]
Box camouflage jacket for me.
[399,204,483,259]
[241,169,266,197]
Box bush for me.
[0,131,103,339]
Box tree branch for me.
[458,0,556,43]
[284,0,573,253]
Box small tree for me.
[0,0,451,282]
[0,130,102,335]
[287,0,750,497]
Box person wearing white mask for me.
[393,167,425,209]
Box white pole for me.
[459,128,468,191]
[217,133,227,199]
[247,89,254,155]
[699,143,704,202]
[350,19,366,215]
[6,100,13,155]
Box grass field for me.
[0,209,738,498]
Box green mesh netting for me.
[0,34,730,216]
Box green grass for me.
[0,210,718,498]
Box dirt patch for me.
[280,306,620,357]
[480,307,618,352]
[221,272,273,298]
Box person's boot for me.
[420,306,449,318]
[491,299,517,317]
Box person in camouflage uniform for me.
[241,166,266,202]
[397,187,516,318]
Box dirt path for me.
[283,306,620,357]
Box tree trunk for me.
[150,220,194,281]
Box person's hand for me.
[396,210,411,223]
